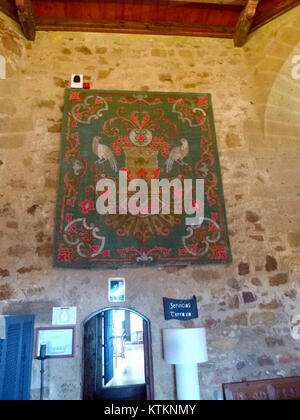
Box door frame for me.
[82,307,154,400]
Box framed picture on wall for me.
[108,277,126,302]
[35,326,75,359]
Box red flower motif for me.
[197,97,208,106]
[90,246,99,255]
[101,250,111,257]
[66,213,73,222]
[209,223,217,231]
[212,212,218,221]
[70,91,81,101]
[213,246,226,259]
[152,168,163,179]
[178,249,187,256]
[188,245,197,253]
[135,168,148,179]
[58,248,73,262]
[68,225,77,233]
[79,199,95,214]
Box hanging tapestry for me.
[54,89,231,268]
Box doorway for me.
[83,308,154,400]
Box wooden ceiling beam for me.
[251,0,300,32]
[15,0,36,41]
[35,17,235,39]
[234,0,260,46]
[0,0,18,21]
[166,0,247,5]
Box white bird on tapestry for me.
[165,138,189,173]
[92,136,117,172]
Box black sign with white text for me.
[163,296,198,320]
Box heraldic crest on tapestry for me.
[54,89,231,268]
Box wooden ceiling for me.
[1,0,300,46]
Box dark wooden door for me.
[103,310,114,385]
[143,319,154,400]
[124,310,131,342]
[83,308,153,400]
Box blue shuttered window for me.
[0,315,34,400]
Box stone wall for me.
[0,7,299,400]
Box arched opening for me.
[82,307,154,400]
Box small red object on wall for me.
[83,82,90,89]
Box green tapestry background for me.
[54,89,231,268]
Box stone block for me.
[0,134,24,148]
[0,117,33,133]
[259,299,280,310]
[242,292,257,304]
[279,352,300,364]
[269,273,289,287]
[0,268,9,277]
[0,283,14,300]
[287,232,300,248]
[239,262,250,276]
[265,255,278,272]
[250,312,277,326]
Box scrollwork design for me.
[182,217,221,256]
[63,218,106,258]
[72,95,109,124]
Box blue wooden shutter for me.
[0,335,8,398]
[18,319,35,400]
[0,315,34,400]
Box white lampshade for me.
[163,328,208,365]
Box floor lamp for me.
[163,328,208,400]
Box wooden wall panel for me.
[223,377,300,400]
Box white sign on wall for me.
[108,278,126,302]
[35,327,75,358]
[52,307,77,326]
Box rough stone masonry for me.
[0,6,300,400]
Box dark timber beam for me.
[0,0,18,21]
[35,17,235,39]
[15,0,36,41]
[234,0,260,47]
[167,0,247,4]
